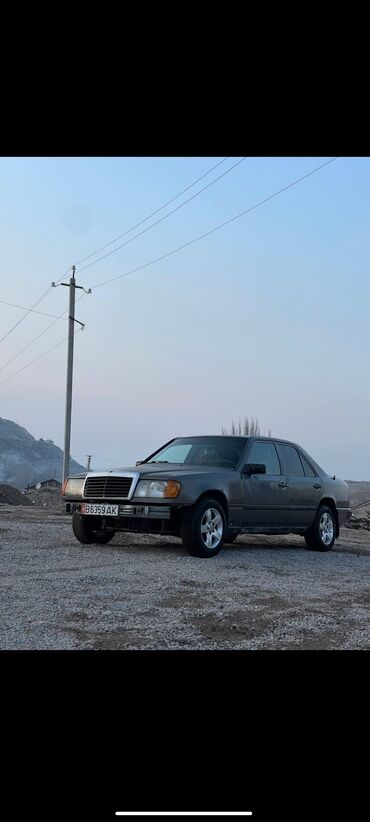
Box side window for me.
[299,453,316,477]
[280,445,304,476]
[248,442,281,475]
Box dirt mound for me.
[22,486,64,512]
[344,514,370,531]
[0,484,32,506]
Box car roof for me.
[174,435,325,473]
[177,435,299,445]
[177,435,248,439]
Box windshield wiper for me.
[147,460,170,464]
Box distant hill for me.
[0,417,84,489]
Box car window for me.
[299,453,316,477]
[188,443,243,467]
[248,442,281,475]
[280,444,304,476]
[147,437,246,468]
[149,443,192,463]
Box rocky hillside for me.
[0,417,84,489]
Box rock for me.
[343,515,370,531]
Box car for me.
[62,435,352,558]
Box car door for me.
[242,440,290,526]
[276,443,322,528]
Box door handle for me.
[279,481,288,489]
[313,483,322,490]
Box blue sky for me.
[0,156,369,479]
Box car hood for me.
[70,464,234,480]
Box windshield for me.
[146,437,247,469]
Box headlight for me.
[62,478,85,498]
[134,479,181,499]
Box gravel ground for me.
[0,504,369,650]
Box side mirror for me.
[242,463,266,475]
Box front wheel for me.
[72,513,115,545]
[304,505,336,552]
[181,497,226,558]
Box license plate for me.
[81,503,119,517]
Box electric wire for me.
[0,326,83,386]
[0,158,338,386]
[0,268,73,346]
[0,286,53,346]
[0,161,237,365]
[0,299,69,320]
[73,157,230,267]
[90,157,339,291]
[0,293,85,373]
[76,157,247,273]
[0,162,231,360]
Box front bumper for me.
[65,501,171,519]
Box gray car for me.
[63,435,351,558]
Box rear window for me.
[299,453,316,477]
[279,444,304,476]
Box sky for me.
[0,156,369,479]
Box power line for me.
[73,157,230,267]
[0,312,68,373]
[0,160,234,353]
[77,158,247,273]
[0,318,62,372]
[91,157,339,291]
[0,268,73,347]
[0,160,240,366]
[0,326,83,387]
[0,292,86,373]
[0,161,230,350]
[0,298,69,320]
[0,286,53,346]
[0,158,338,386]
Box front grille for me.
[84,476,134,499]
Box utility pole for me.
[53,267,91,485]
[62,266,77,484]
[86,454,92,471]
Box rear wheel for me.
[304,505,336,552]
[181,497,226,558]
[72,513,115,545]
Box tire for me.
[304,505,336,552]
[180,497,226,558]
[72,513,115,545]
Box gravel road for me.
[1,505,369,649]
